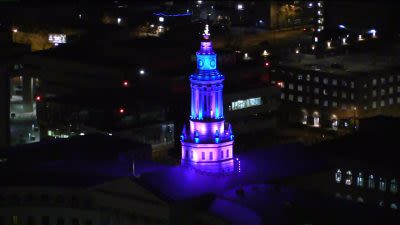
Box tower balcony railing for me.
[180,123,234,144]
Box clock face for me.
[198,59,204,68]
[210,59,216,68]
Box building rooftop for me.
[2,129,400,224]
[280,53,400,76]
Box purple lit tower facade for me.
[181,25,234,173]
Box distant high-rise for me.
[180,25,234,174]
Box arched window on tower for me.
[390,179,398,193]
[335,169,342,183]
[356,172,364,187]
[368,175,375,189]
[345,170,352,185]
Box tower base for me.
[181,158,236,175]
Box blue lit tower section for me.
[181,25,234,174]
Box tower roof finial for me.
[203,24,210,40]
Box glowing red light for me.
[265,62,270,67]
[123,81,129,87]
[35,96,41,101]
[119,108,125,114]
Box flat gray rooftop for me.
[280,53,400,76]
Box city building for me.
[180,25,235,174]
[271,52,400,129]
[192,1,315,30]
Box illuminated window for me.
[306,74,311,81]
[345,170,352,185]
[310,112,319,126]
[398,97,400,103]
[335,169,342,183]
[332,91,337,97]
[314,88,319,94]
[356,173,364,187]
[397,86,400,93]
[372,101,377,108]
[297,96,303,103]
[297,74,303,80]
[280,93,285,99]
[12,216,18,225]
[350,81,355,88]
[323,100,328,107]
[390,179,398,193]
[314,76,319,83]
[379,178,386,191]
[342,80,348,87]
[202,152,205,160]
[341,92,347,99]
[372,90,377,97]
[323,78,328,84]
[380,100,385,107]
[297,85,303,91]
[390,203,398,210]
[350,93,354,100]
[288,94,294,101]
[389,87,394,94]
[209,152,213,160]
[372,79,377,86]
[301,111,308,125]
[314,98,319,105]
[368,175,375,189]
[389,98,394,105]
[289,83,294,89]
[381,78,386,84]
[332,79,337,85]
[364,106,368,110]
[381,89,386,96]
[231,97,262,110]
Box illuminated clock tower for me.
[181,25,234,174]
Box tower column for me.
[0,66,10,149]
